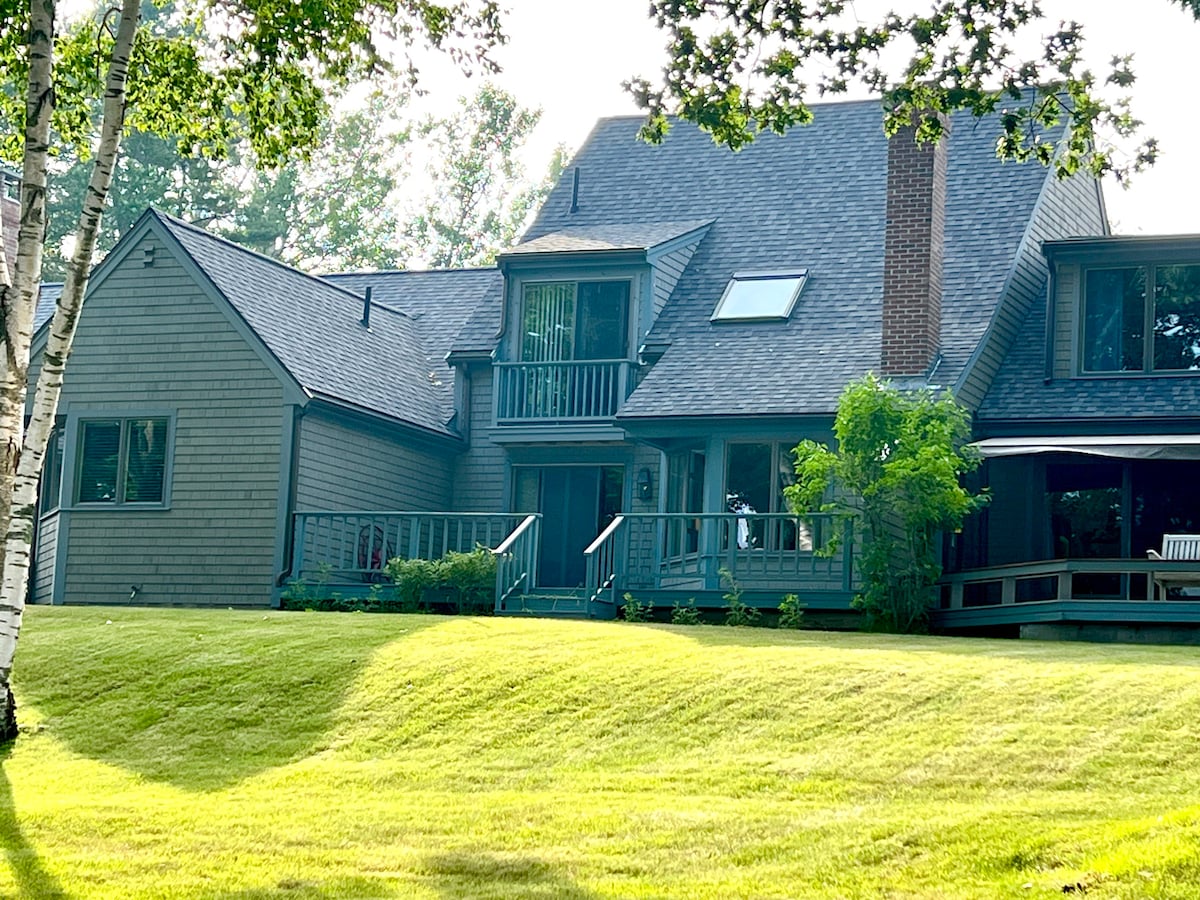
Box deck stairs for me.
[496,588,597,619]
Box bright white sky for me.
[414,0,1200,236]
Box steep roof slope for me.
[323,268,501,392]
[155,212,454,436]
[517,101,1052,420]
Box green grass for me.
[5,608,1200,898]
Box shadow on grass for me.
[15,611,441,792]
[0,750,65,898]
[421,852,599,899]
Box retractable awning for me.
[973,435,1200,460]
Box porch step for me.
[497,592,591,619]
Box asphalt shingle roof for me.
[323,268,501,391]
[156,212,455,436]
[504,220,713,255]
[978,293,1200,426]
[511,101,1051,420]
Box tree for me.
[630,1,1200,180]
[785,375,987,633]
[402,84,562,268]
[0,0,504,739]
[227,90,412,271]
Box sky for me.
[415,0,1200,236]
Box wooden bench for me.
[1147,534,1200,600]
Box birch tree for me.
[0,0,504,740]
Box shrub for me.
[777,593,806,629]
[671,598,702,626]
[721,568,760,627]
[386,547,497,615]
[786,374,987,633]
[621,592,654,623]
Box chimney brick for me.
[882,119,948,376]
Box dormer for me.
[489,220,710,430]
[1044,235,1200,380]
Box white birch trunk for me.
[0,0,142,740]
[0,0,57,741]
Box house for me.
[28,97,1199,639]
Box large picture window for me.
[75,417,169,505]
[1081,264,1200,373]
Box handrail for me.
[581,511,856,595]
[584,514,627,611]
[493,514,541,611]
[584,514,626,555]
[493,513,540,555]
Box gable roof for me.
[509,101,1057,421]
[322,268,501,392]
[151,211,455,437]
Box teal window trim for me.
[62,410,176,511]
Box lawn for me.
[4,607,1200,898]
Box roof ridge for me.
[324,266,500,277]
[592,98,884,125]
[150,208,372,309]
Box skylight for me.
[711,270,808,321]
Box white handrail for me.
[493,514,540,555]
[584,515,625,556]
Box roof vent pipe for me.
[361,286,372,329]
[569,166,580,214]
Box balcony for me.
[493,359,634,425]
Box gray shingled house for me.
[27,99,1200,639]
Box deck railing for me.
[290,511,527,584]
[493,360,633,423]
[493,514,541,610]
[939,558,1200,609]
[584,512,856,603]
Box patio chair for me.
[1147,534,1200,600]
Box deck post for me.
[1001,576,1016,605]
[1057,569,1072,601]
[292,514,306,581]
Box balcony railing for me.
[585,512,858,608]
[493,359,634,423]
[290,511,527,584]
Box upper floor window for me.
[712,270,808,321]
[521,280,629,362]
[75,417,170,505]
[1082,264,1200,373]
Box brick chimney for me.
[1,169,18,282]
[881,117,948,376]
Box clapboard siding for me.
[52,232,285,607]
[1053,264,1080,378]
[652,240,701,319]
[452,366,508,512]
[956,174,1106,409]
[295,410,454,511]
[32,512,58,604]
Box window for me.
[521,280,629,361]
[75,417,169,505]
[711,270,808,321]
[1081,264,1200,373]
[724,441,812,550]
[39,427,64,515]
